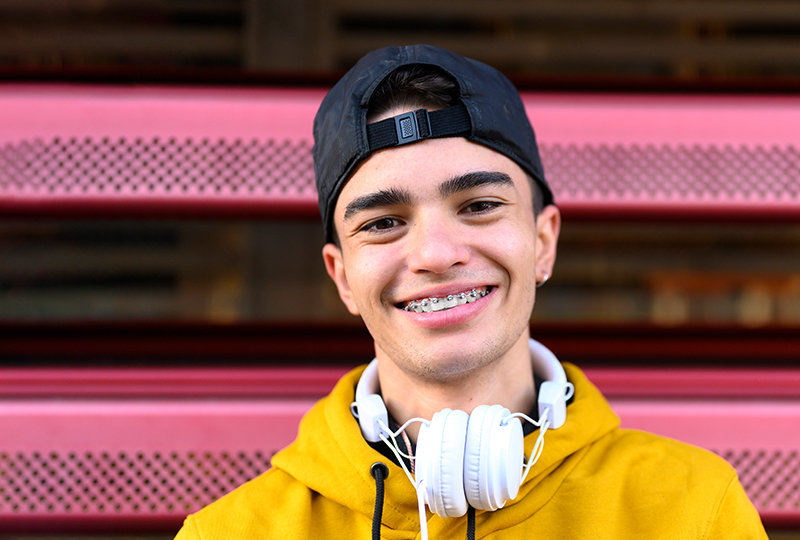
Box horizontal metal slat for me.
[1,85,798,221]
[1,394,797,531]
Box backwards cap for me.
[313,44,553,243]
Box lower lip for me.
[399,288,495,330]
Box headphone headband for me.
[354,338,570,441]
[529,339,570,429]
[353,359,390,442]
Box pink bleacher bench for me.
[0,322,798,533]
[1,84,798,220]
[1,359,799,533]
[1,84,799,533]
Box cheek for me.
[488,225,537,267]
[487,226,539,299]
[343,246,399,310]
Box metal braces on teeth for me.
[403,288,488,312]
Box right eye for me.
[362,217,401,233]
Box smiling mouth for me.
[400,287,492,313]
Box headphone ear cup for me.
[464,404,524,511]
[463,404,489,509]
[416,409,469,518]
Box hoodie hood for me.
[270,361,620,535]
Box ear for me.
[322,243,361,316]
[535,205,560,282]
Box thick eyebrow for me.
[343,187,413,221]
[439,171,513,198]
[342,171,512,222]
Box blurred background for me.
[1,0,799,331]
[1,2,799,539]
[2,0,799,78]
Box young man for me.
[175,45,767,539]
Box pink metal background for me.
[2,85,797,147]
[1,84,798,220]
[2,366,800,399]
[1,85,798,531]
[1,366,798,531]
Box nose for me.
[406,218,470,274]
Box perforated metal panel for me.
[0,137,315,199]
[720,449,800,517]
[1,136,798,214]
[1,448,797,525]
[542,144,800,202]
[0,450,271,517]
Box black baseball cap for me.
[313,44,553,243]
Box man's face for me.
[323,135,559,383]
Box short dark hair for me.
[367,64,544,216]
[367,65,460,122]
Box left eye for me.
[464,200,499,213]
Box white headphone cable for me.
[416,479,430,540]
[375,418,431,540]
[376,417,428,487]
[506,408,551,485]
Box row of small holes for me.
[542,144,800,199]
[0,451,272,514]
[0,138,315,196]
[718,449,800,511]
[1,449,797,514]
[0,138,798,202]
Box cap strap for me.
[367,104,471,152]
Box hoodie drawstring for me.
[371,462,389,540]
[370,462,477,540]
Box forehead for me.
[334,136,532,214]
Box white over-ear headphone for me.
[353,339,572,518]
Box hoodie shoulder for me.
[172,366,377,540]
[173,468,300,539]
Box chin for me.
[383,338,507,382]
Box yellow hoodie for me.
[175,363,767,539]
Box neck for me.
[375,333,535,442]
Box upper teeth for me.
[403,288,488,313]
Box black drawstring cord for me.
[370,461,476,540]
[370,462,389,540]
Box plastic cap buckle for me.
[394,109,430,145]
